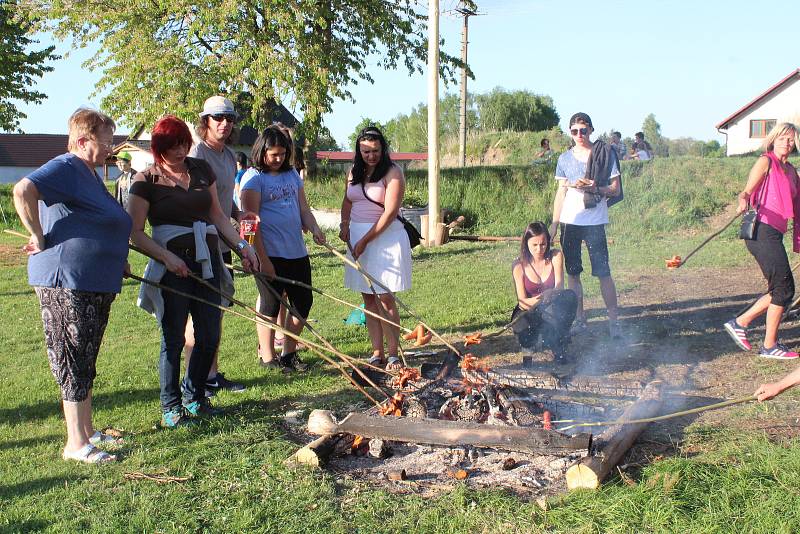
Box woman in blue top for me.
[241,126,326,372]
[13,108,132,464]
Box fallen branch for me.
[448,235,520,242]
[123,471,192,484]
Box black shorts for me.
[559,223,611,278]
[745,223,794,306]
[254,256,313,318]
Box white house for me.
[717,68,800,156]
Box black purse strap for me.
[360,180,403,223]
[750,157,771,211]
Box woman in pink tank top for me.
[724,123,800,360]
[339,126,412,370]
[511,222,576,364]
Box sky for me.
[15,0,800,148]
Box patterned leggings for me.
[35,287,115,402]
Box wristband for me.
[235,239,249,252]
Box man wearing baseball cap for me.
[114,150,136,209]
[184,95,246,395]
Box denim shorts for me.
[559,223,611,277]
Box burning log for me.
[286,433,356,468]
[307,409,591,456]
[565,380,664,490]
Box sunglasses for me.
[210,114,237,124]
[570,127,589,136]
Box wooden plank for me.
[307,409,591,455]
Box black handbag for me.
[739,160,769,241]
[360,182,422,248]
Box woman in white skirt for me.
[339,126,412,370]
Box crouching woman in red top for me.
[511,222,577,364]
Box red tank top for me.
[523,263,555,297]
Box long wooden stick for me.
[3,229,28,240]
[677,212,740,268]
[126,271,382,407]
[128,243,391,399]
[225,263,413,335]
[321,241,461,356]
[243,268,393,397]
[448,235,520,242]
[557,394,756,431]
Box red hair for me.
[151,115,193,162]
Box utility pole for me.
[457,5,476,168]
[427,0,440,244]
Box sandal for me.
[63,443,117,464]
[89,430,123,447]
[367,355,387,369]
[386,356,403,371]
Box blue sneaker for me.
[161,407,194,429]
[184,398,222,418]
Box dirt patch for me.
[0,243,25,266]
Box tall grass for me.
[305,157,757,239]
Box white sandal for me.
[63,443,117,464]
[89,430,123,447]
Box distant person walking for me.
[550,112,622,338]
[13,108,131,463]
[723,123,800,360]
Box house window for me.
[750,119,776,138]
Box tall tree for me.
[0,2,58,132]
[475,88,558,132]
[23,1,466,145]
[641,113,668,156]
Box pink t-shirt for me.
[755,151,798,235]
[347,180,386,223]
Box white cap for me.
[199,96,238,118]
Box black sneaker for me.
[206,372,246,393]
[280,351,310,373]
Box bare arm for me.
[339,171,353,243]
[240,189,275,279]
[550,179,568,237]
[755,366,800,401]
[599,175,620,198]
[298,186,326,245]
[551,250,565,290]
[738,156,770,214]
[12,178,45,253]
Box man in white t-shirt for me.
[550,112,621,338]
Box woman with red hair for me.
[128,115,258,428]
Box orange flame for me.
[351,435,365,450]
[379,392,405,417]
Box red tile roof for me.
[316,151,427,162]
[0,134,128,167]
[716,69,800,130]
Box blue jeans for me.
[158,251,222,411]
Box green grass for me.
[1,157,797,532]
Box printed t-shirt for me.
[555,149,620,226]
[27,153,132,293]
[240,168,307,259]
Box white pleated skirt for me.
[344,220,412,294]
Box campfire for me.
[289,350,664,496]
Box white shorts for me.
[344,220,412,294]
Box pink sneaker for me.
[759,343,799,360]
[723,319,751,351]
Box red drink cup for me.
[240,217,258,245]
